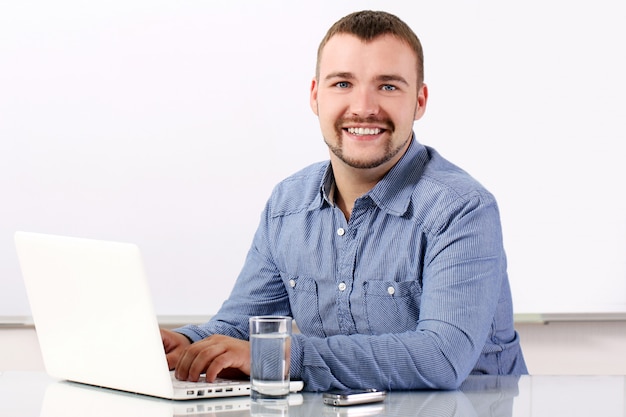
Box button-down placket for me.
[333,196,374,335]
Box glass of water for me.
[249,316,292,402]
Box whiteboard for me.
[1,0,625,318]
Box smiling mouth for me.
[345,127,383,136]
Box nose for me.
[349,86,379,117]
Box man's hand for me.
[161,328,193,370]
[162,331,251,383]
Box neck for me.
[328,133,414,220]
[330,158,389,221]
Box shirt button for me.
[337,228,345,236]
[387,286,395,295]
[289,279,296,288]
[338,282,347,291]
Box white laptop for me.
[14,231,303,400]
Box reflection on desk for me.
[1,372,625,417]
[309,376,521,417]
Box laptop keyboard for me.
[171,374,248,388]
[170,371,250,398]
[170,371,303,398]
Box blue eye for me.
[336,81,350,89]
[381,84,396,91]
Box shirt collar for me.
[368,136,429,216]
[306,162,334,211]
[320,164,336,207]
[311,135,429,216]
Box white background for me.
[1,0,625,317]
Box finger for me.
[161,329,190,371]
[160,329,174,351]
[175,348,194,381]
[187,342,228,382]
[217,367,248,380]
[205,351,239,382]
[204,341,250,382]
[160,329,178,370]
[176,339,224,381]
[166,349,180,371]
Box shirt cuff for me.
[172,324,211,342]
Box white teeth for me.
[347,127,381,135]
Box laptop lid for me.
[14,231,253,400]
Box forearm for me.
[290,325,480,391]
[174,320,247,343]
[174,294,291,343]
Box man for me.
[161,10,527,391]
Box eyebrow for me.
[324,72,354,81]
[324,72,410,86]
[377,74,410,86]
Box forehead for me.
[318,33,419,83]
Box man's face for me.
[310,34,427,171]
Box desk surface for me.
[1,372,624,417]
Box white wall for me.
[517,322,626,375]
[2,0,626,319]
[0,328,44,372]
[3,0,625,384]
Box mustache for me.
[335,116,395,132]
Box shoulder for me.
[266,161,328,217]
[413,147,499,231]
[421,146,494,201]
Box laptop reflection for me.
[41,380,303,417]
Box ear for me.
[414,83,428,121]
[309,77,319,116]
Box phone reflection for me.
[293,376,520,417]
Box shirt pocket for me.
[362,280,421,335]
[281,273,326,337]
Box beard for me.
[324,116,410,169]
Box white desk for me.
[1,371,624,416]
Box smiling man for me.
[311,27,427,219]
[161,10,528,391]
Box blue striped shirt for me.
[176,137,528,391]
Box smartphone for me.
[322,389,386,406]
